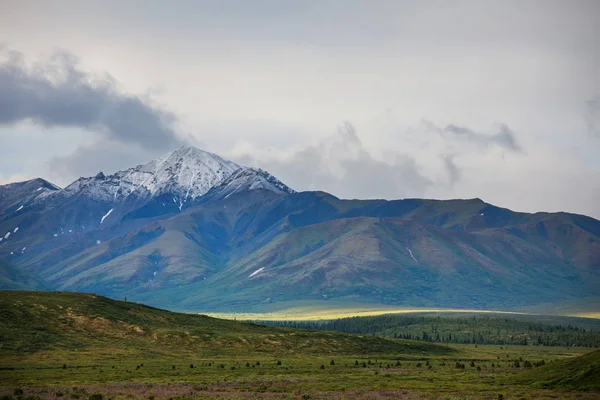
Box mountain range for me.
[1,146,599,312]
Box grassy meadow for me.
[1,291,599,399]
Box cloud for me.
[442,123,522,152]
[47,141,169,183]
[0,49,183,150]
[585,96,600,137]
[442,154,461,188]
[230,122,433,199]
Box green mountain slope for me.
[136,214,600,311]
[3,190,599,312]
[0,291,453,357]
[0,260,50,290]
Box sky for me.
[0,0,599,218]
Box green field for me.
[1,291,599,399]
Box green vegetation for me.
[1,291,599,399]
[0,291,446,357]
[512,349,600,391]
[261,313,600,347]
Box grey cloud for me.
[585,97,600,137]
[47,141,168,185]
[0,49,183,150]
[442,154,461,188]
[235,122,432,200]
[444,123,522,152]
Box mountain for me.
[201,167,294,202]
[0,178,59,220]
[57,146,241,205]
[0,146,599,312]
[0,259,50,291]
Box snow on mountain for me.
[202,167,295,201]
[55,146,242,206]
[0,178,60,215]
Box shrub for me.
[89,394,103,400]
[277,360,282,366]
[330,360,335,366]
[13,390,23,397]
[320,365,325,369]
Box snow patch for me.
[4,232,10,239]
[406,247,418,263]
[21,247,26,253]
[100,208,113,224]
[13,227,19,233]
[15,205,23,212]
[36,187,43,192]
[249,267,265,278]
[53,234,58,237]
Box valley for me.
[1,291,599,399]
[1,147,600,398]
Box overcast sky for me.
[0,0,599,218]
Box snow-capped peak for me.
[58,146,241,204]
[203,167,295,201]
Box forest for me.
[260,314,600,347]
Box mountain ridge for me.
[0,146,599,312]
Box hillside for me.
[512,349,600,391]
[0,260,50,291]
[0,291,452,358]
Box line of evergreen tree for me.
[257,315,600,347]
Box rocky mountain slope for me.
[0,147,598,312]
